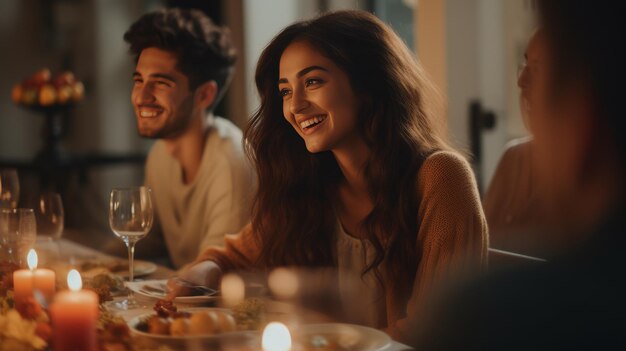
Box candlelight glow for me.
[221,273,245,307]
[268,268,299,300]
[262,322,292,351]
[27,249,37,270]
[67,269,82,291]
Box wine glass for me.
[37,192,64,239]
[36,192,64,264]
[0,208,36,267]
[0,169,20,209]
[108,186,153,310]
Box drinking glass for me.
[36,192,64,264]
[108,186,153,309]
[0,208,37,267]
[37,192,64,240]
[0,169,20,209]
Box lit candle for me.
[50,269,99,351]
[12,249,56,303]
[30,249,56,301]
[262,322,292,351]
[12,266,33,302]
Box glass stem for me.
[127,240,136,283]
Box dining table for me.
[34,237,413,351]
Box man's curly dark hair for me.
[124,8,236,110]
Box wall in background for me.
[417,0,534,192]
[0,0,160,256]
[242,0,320,117]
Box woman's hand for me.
[166,261,222,300]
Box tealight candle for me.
[50,269,99,351]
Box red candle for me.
[50,269,99,351]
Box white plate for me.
[128,307,258,349]
[127,279,219,304]
[293,323,392,351]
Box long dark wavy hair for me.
[246,10,451,299]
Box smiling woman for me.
[278,41,363,154]
[173,10,488,347]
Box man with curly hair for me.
[124,8,254,268]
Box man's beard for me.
[139,95,195,139]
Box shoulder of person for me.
[416,150,482,217]
[418,150,475,190]
[204,117,244,155]
[504,135,532,151]
[203,117,253,178]
[204,117,246,158]
[209,116,244,145]
[499,136,533,164]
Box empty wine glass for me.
[0,208,36,267]
[108,186,153,310]
[0,169,20,209]
[37,192,64,240]
[36,192,64,264]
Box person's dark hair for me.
[123,8,236,110]
[537,0,626,164]
[246,10,451,299]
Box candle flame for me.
[262,322,292,351]
[67,269,82,291]
[27,249,37,270]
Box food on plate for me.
[231,297,265,331]
[188,311,217,335]
[80,260,127,273]
[97,309,134,351]
[169,317,190,336]
[88,272,124,289]
[216,311,237,332]
[11,68,85,107]
[154,299,185,318]
[141,310,236,337]
[83,273,125,302]
[146,316,170,335]
[135,300,241,337]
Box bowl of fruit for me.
[11,68,84,112]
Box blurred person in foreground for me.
[419,0,626,349]
[123,8,255,268]
[483,29,553,258]
[169,10,487,346]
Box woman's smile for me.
[298,114,328,134]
